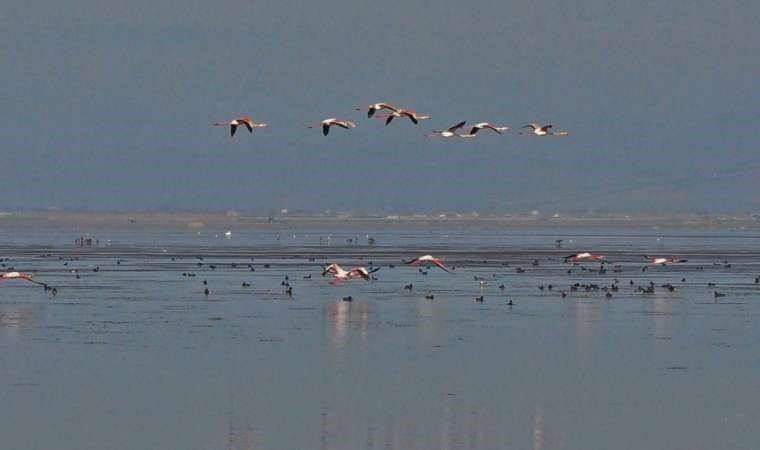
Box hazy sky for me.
[2,0,759,213]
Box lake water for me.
[1,225,759,450]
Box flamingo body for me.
[310,118,357,136]
[213,117,268,137]
[565,252,606,263]
[404,255,451,272]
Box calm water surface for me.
[1,225,759,450]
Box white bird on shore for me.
[426,121,472,138]
[404,255,451,272]
[356,102,400,118]
[213,117,268,137]
[309,118,357,136]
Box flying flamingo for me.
[426,121,473,138]
[322,263,380,283]
[309,118,357,136]
[564,253,606,263]
[467,122,510,135]
[355,102,400,118]
[378,109,432,126]
[213,117,268,137]
[403,255,451,272]
[646,256,688,265]
[520,123,569,137]
[1,271,47,286]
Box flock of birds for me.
[212,102,569,138]
[4,249,757,303]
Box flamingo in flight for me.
[213,117,268,137]
[467,122,510,136]
[564,252,606,263]
[322,263,380,283]
[646,256,688,265]
[309,118,357,136]
[1,271,47,286]
[426,121,473,138]
[378,109,432,126]
[356,102,400,118]
[520,123,569,137]
[404,255,451,272]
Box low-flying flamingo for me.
[322,263,379,283]
[564,253,606,263]
[646,256,688,265]
[309,118,357,136]
[1,271,47,286]
[403,255,451,272]
[356,102,400,118]
[213,117,268,137]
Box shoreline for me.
[1,211,760,230]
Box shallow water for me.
[1,225,759,450]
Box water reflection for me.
[652,295,675,340]
[227,402,256,450]
[0,306,41,338]
[533,404,546,450]
[573,301,601,357]
[324,300,371,350]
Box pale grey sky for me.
[2,0,759,213]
